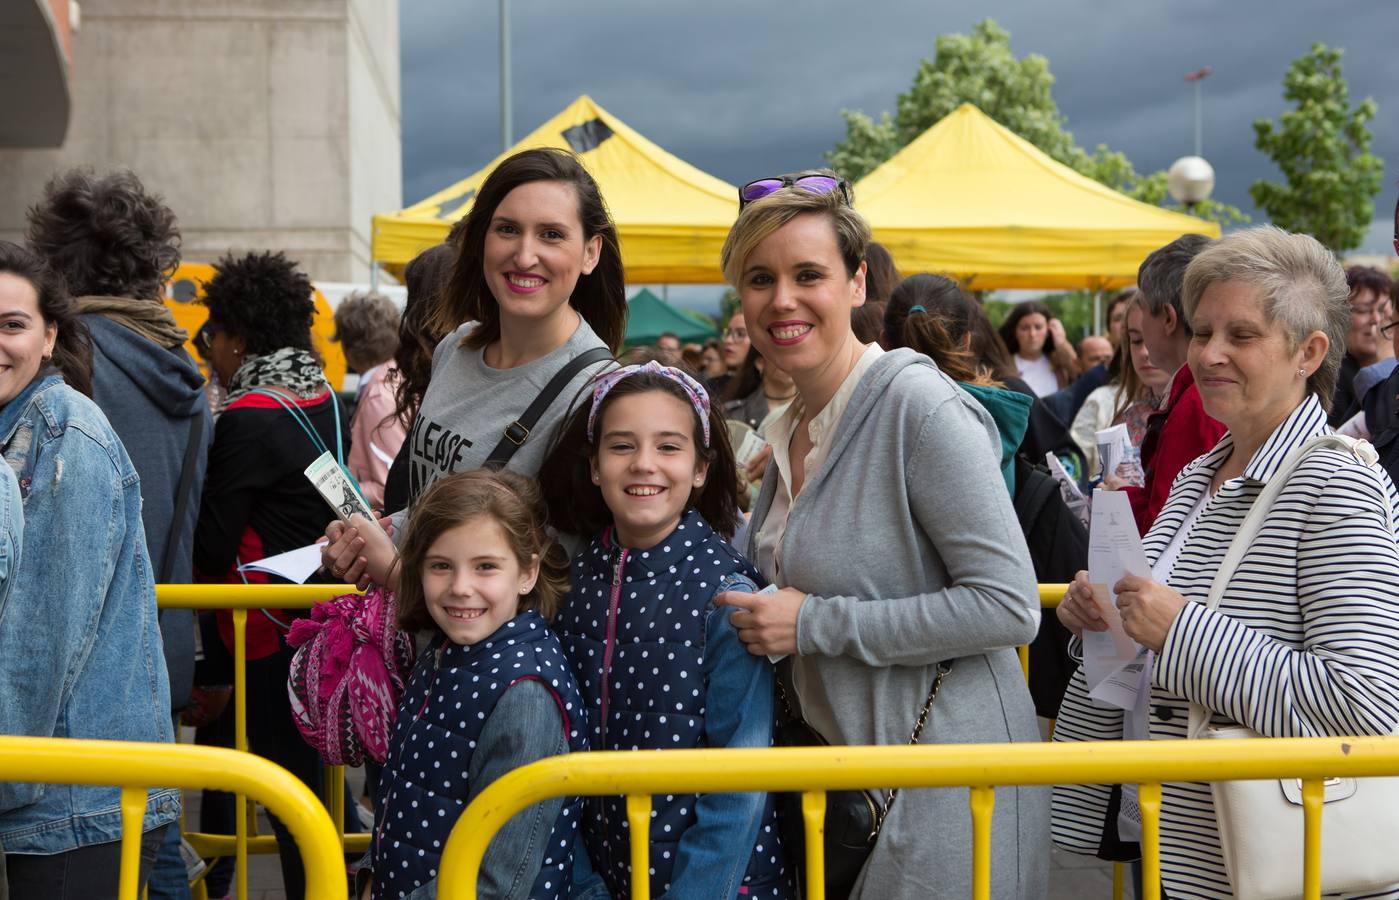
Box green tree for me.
[829,19,1247,227]
[1249,42,1384,253]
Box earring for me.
[1297,367,1306,377]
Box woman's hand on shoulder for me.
[1057,571,1109,637]
[1114,574,1186,653]
[718,587,806,657]
[320,514,397,591]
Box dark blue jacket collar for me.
[597,507,715,570]
[432,608,553,667]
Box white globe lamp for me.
[1168,155,1216,211]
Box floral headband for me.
[586,360,712,447]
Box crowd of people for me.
[1,149,1399,900]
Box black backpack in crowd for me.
[1012,454,1088,719]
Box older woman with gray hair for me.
[1051,226,1399,899]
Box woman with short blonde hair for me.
[718,174,1047,898]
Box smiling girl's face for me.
[421,515,539,646]
[0,272,56,407]
[591,390,709,550]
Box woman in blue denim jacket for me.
[0,243,177,899]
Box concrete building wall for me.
[0,0,401,282]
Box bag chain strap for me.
[876,659,953,829]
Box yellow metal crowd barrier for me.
[157,583,366,900]
[143,581,1075,898]
[436,737,1399,900]
[0,736,346,900]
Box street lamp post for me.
[1174,67,1216,215]
[1184,66,1212,157]
[500,0,511,152]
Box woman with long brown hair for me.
[0,242,177,898]
[999,300,1079,396]
[324,146,625,590]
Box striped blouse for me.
[1051,393,1399,899]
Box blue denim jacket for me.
[0,375,179,853]
[0,460,22,634]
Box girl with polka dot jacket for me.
[539,361,796,900]
[361,470,586,900]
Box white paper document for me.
[1095,424,1131,482]
[1082,489,1149,695]
[734,429,769,468]
[237,543,324,584]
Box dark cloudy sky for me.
[399,1,1398,306]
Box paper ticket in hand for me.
[304,451,378,527]
[735,429,769,468]
[1082,489,1149,698]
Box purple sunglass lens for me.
[794,175,840,195]
[741,178,786,202]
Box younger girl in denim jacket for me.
[539,361,794,899]
[363,469,586,900]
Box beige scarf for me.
[75,295,189,349]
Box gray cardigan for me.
[748,349,1049,899]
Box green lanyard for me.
[235,385,352,601]
[249,386,346,465]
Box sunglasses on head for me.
[738,172,851,210]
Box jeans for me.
[5,824,168,900]
[145,821,191,900]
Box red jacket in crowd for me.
[1125,366,1227,536]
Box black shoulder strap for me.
[161,410,207,583]
[1013,458,1058,534]
[484,346,613,470]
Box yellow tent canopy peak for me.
[853,102,1222,290]
[373,95,740,283]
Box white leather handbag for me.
[1187,434,1399,900]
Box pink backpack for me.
[287,587,416,766]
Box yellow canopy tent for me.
[855,103,1222,290]
[372,95,738,283]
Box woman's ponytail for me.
[885,274,998,387]
[899,308,983,384]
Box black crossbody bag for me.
[773,659,953,900]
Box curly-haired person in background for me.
[25,169,211,900]
[190,250,359,899]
